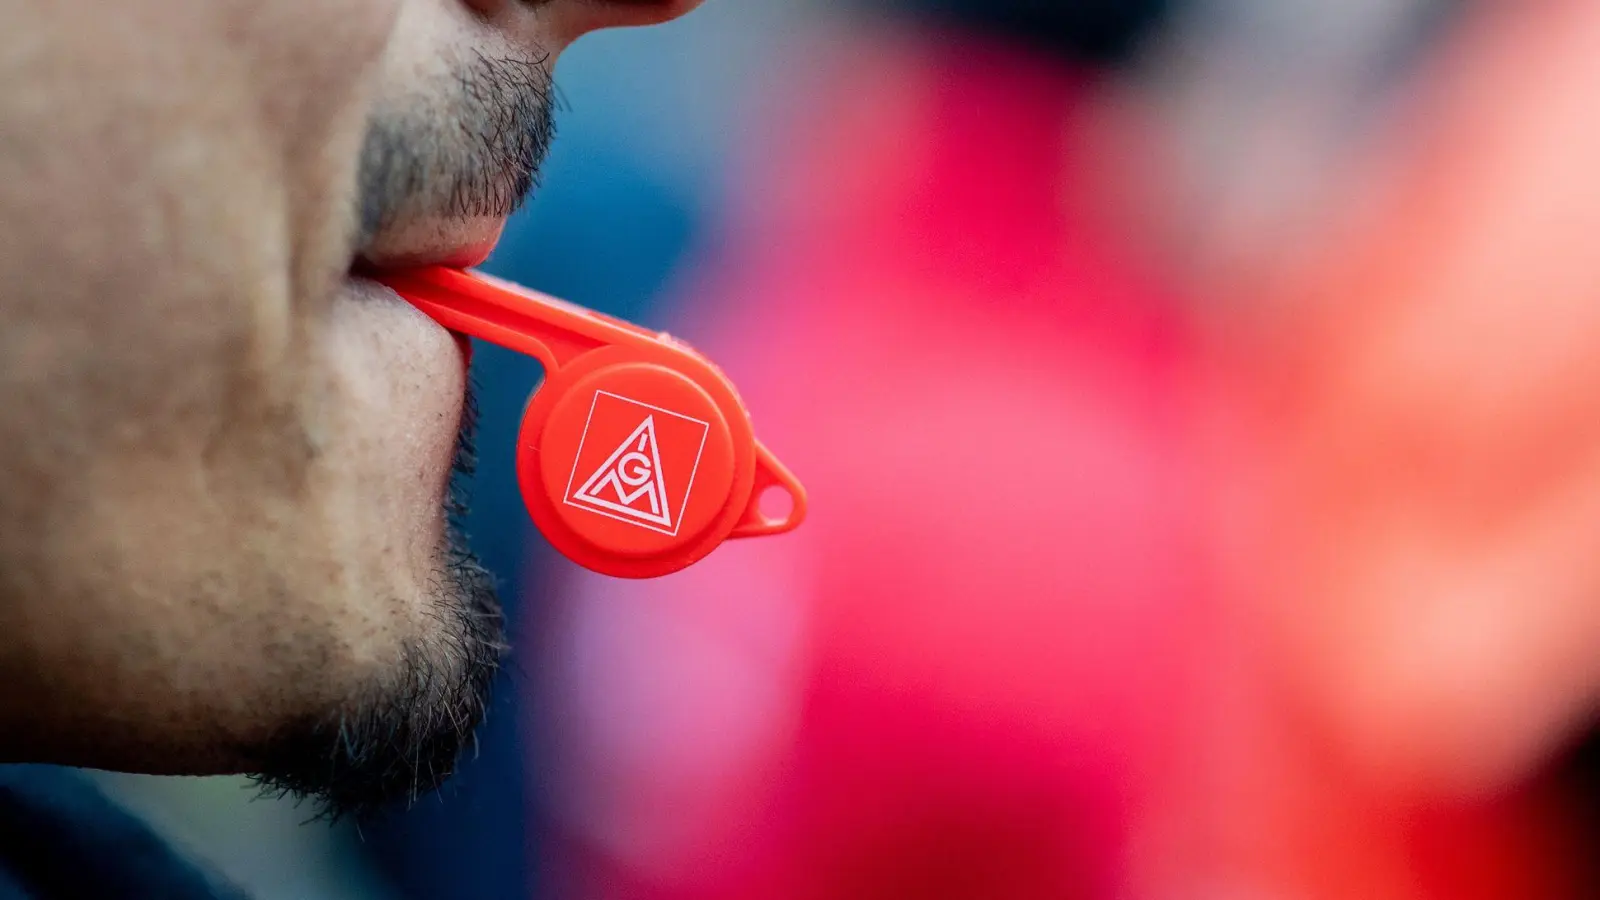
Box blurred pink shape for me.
[529,11,1600,898]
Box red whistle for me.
[377,267,806,579]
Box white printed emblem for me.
[563,392,710,536]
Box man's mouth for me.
[344,215,510,370]
[351,214,508,273]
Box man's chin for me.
[232,262,507,820]
[244,529,505,820]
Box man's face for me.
[0,0,697,816]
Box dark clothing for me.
[0,766,247,899]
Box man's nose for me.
[463,0,705,45]
[565,0,704,31]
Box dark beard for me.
[246,380,507,821]
[356,49,558,242]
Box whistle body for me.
[378,267,806,579]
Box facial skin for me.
[0,0,699,817]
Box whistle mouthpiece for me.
[377,266,806,580]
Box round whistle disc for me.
[536,363,735,570]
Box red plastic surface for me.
[376,266,806,579]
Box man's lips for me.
[354,216,507,272]
[349,216,509,374]
[352,241,499,274]
[341,272,477,383]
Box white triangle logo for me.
[569,415,674,530]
